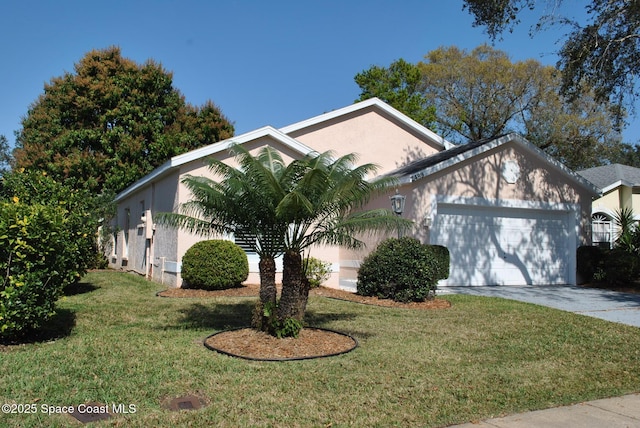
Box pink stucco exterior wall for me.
[287,107,442,174]
[107,101,594,289]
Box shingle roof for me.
[577,164,640,190]
[387,136,499,178]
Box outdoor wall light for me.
[390,190,406,216]
[422,216,432,228]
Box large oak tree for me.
[13,46,234,194]
[355,45,622,170]
[463,0,640,126]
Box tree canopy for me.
[13,46,234,194]
[0,135,11,177]
[463,0,640,126]
[354,58,436,129]
[355,45,623,170]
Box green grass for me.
[2,270,640,427]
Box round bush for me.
[357,237,449,302]
[304,257,332,288]
[181,240,249,290]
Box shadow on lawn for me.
[174,302,255,330]
[63,281,100,296]
[172,301,367,334]
[0,308,76,349]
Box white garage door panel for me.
[433,205,572,286]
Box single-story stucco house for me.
[106,98,598,288]
[578,163,640,248]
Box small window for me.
[592,213,612,248]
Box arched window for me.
[592,213,613,248]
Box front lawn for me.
[2,270,640,427]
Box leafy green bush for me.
[602,248,640,285]
[252,301,303,338]
[577,245,605,284]
[0,169,109,272]
[357,237,449,302]
[303,257,332,288]
[0,201,73,340]
[181,240,249,290]
[576,245,640,285]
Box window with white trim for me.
[592,213,613,248]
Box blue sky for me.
[3,0,632,150]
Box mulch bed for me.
[159,284,451,360]
[204,327,358,361]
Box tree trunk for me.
[253,256,277,332]
[258,256,277,307]
[278,249,305,323]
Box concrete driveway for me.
[440,285,640,328]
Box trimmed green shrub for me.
[0,201,73,340]
[576,245,640,285]
[181,240,249,290]
[357,237,449,302]
[303,257,332,288]
[602,248,640,285]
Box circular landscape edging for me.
[204,327,359,362]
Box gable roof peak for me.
[280,97,452,149]
[388,132,598,195]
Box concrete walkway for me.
[440,284,640,327]
[448,393,640,427]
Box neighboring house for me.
[578,164,640,248]
[106,98,597,288]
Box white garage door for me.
[432,204,574,286]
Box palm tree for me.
[275,151,411,326]
[158,145,410,337]
[156,145,295,318]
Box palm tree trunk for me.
[253,256,277,332]
[278,249,305,323]
[258,256,277,307]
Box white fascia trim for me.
[279,97,452,149]
[115,126,315,202]
[599,180,630,195]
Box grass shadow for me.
[304,309,359,326]
[172,301,255,330]
[63,281,100,296]
[304,310,377,340]
[0,308,76,348]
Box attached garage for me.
[385,133,598,287]
[432,202,575,286]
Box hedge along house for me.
[106,98,597,288]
